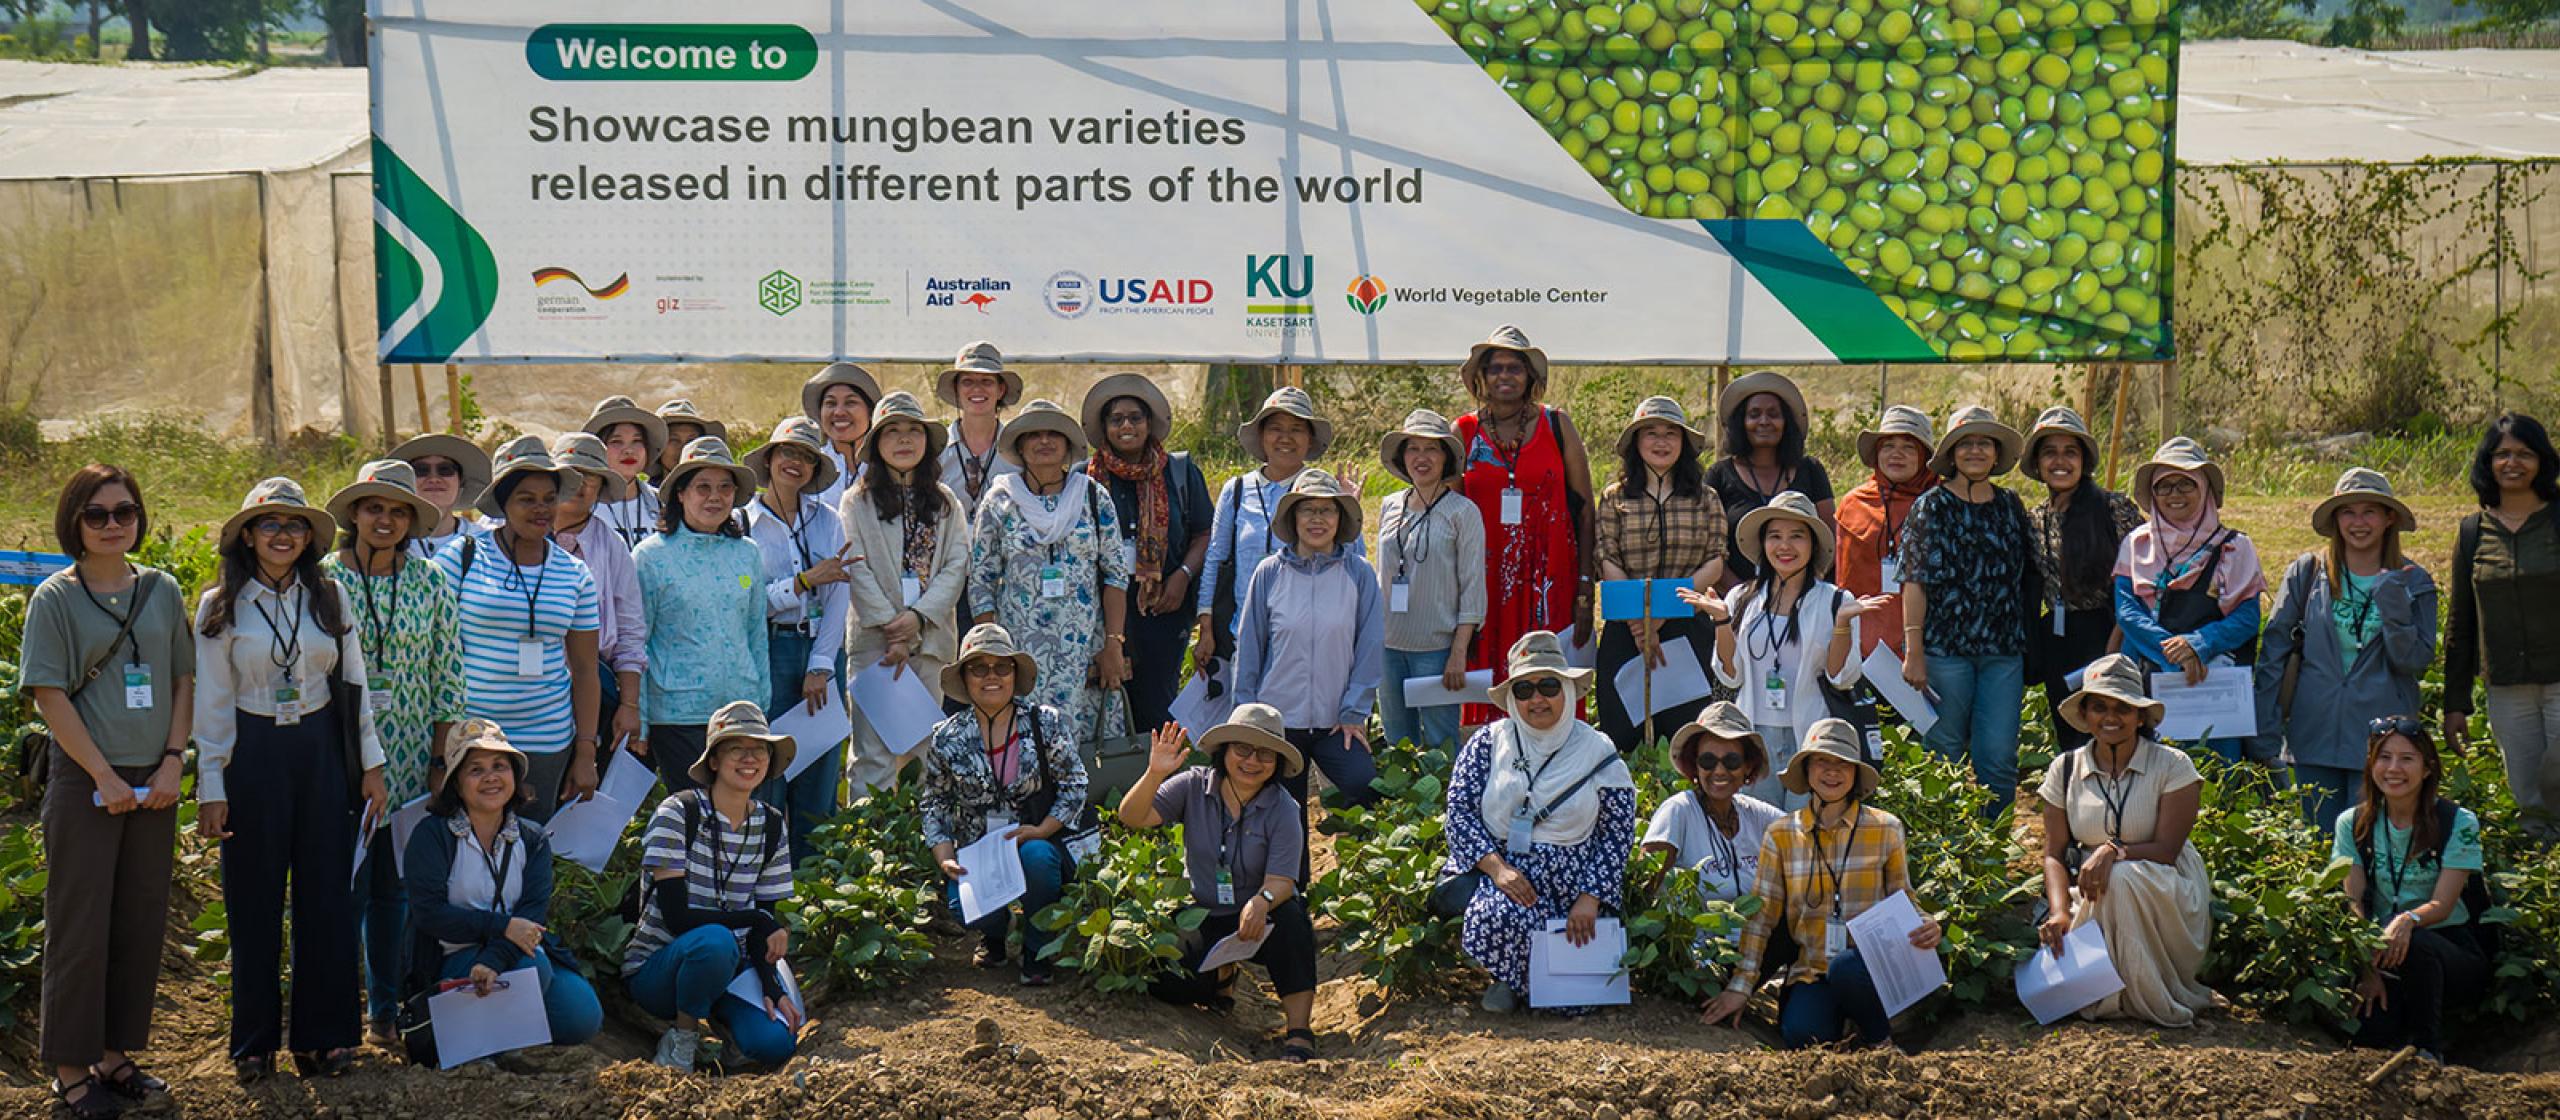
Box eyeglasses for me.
[2151,477,2200,497]
[1508,676,1565,700]
[1225,744,1279,764]
[964,661,1017,679]
[1696,751,1750,773]
[251,518,312,539]
[2369,715,2426,739]
[721,743,772,761]
[79,503,142,529]
[413,460,463,479]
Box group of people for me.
[16,329,2559,1112]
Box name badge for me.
[1763,670,1789,712]
[1214,868,1236,907]
[2051,597,2068,637]
[1505,805,1538,855]
[1389,577,1412,614]
[900,574,922,605]
[1040,565,1069,600]
[1825,919,1849,958]
[515,637,545,679]
[1120,540,1139,576]
[368,669,398,713]
[986,812,1016,843]
[1499,487,1524,526]
[1878,553,1902,588]
[123,664,153,710]
[273,680,302,726]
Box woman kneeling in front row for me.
[2338,718,2489,1063]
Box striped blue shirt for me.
[433,533,600,754]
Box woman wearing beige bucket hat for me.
[2255,467,2436,829]
[1232,468,1386,835]
[2033,654,2218,1028]
[1898,405,2041,807]
[1453,326,1596,725]
[1441,631,1636,1014]
[633,439,772,798]
[1118,707,1322,1060]
[582,395,668,551]
[1703,718,1941,1048]
[937,340,1023,512]
[545,432,647,766]
[1194,385,1349,672]
[193,477,388,1080]
[1835,405,1935,661]
[2022,406,2145,753]
[970,399,1133,742]
[1708,370,1835,589]
[651,399,729,484]
[743,416,858,864]
[1593,396,1727,748]
[389,432,493,559]
[1376,408,1486,750]
[1081,372,1214,738]
[842,392,972,792]
[1642,702,1782,959]
[2115,436,2266,765]
[803,361,883,510]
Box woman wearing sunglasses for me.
[2334,717,2488,1064]
[1442,631,1637,1014]
[390,434,493,559]
[2114,438,2266,765]
[22,467,195,1116]
[1641,702,1780,964]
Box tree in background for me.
[121,0,151,59]
[2474,0,2560,25]
[321,0,361,65]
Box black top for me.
[1706,456,1834,585]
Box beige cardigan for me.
[838,480,973,763]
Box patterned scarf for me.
[900,480,940,580]
[1089,443,1170,587]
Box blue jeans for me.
[1379,647,1463,751]
[1922,653,2027,807]
[943,837,1073,967]
[626,926,798,1067]
[437,947,603,1047]
[359,829,406,1025]
[2292,763,2362,832]
[1778,948,1893,1048]
[759,631,847,868]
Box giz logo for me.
[1100,278,1214,306]
[1244,254,1313,300]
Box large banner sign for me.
[371,0,2176,365]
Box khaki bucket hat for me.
[474,435,584,519]
[1616,396,1709,459]
[1929,405,2025,478]
[2058,653,2167,734]
[860,391,951,465]
[390,433,494,509]
[1716,370,1810,440]
[1379,409,1466,485]
[1857,405,1937,469]
[744,416,842,495]
[326,460,440,540]
[654,399,729,445]
[1458,323,1551,399]
[692,700,797,788]
[661,436,760,505]
[1201,701,1306,778]
[937,340,1025,410]
[1734,490,1834,571]
[2131,437,2226,511]
[941,622,1040,698]
[1669,701,1768,784]
[2312,467,2417,537]
[2024,406,2101,469]
[1080,373,1172,449]
[436,719,529,800]
[997,398,1090,467]
[547,432,631,504]
[1779,718,1880,800]
[801,362,883,423]
[1270,468,1363,547]
[581,395,669,458]
[221,477,337,554]
[1493,630,1595,721]
[1237,385,1336,461]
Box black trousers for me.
[1596,613,1716,752]
[1151,896,1319,1003]
[2356,925,2489,1052]
[2029,603,2115,752]
[221,708,360,1059]
[1124,605,1198,738]
[648,723,707,797]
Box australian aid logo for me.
[1243,254,1316,339]
[1095,276,1215,316]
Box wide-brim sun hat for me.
[801,362,883,423]
[436,719,529,799]
[1269,468,1363,547]
[1236,385,1335,461]
[691,700,797,788]
[2024,405,2101,468]
[473,435,585,519]
[546,432,631,504]
[1733,489,1834,570]
[390,433,493,509]
[1857,405,1937,469]
[325,460,440,541]
[1716,370,1810,442]
[940,622,1040,699]
[2311,466,2417,537]
[997,398,1090,467]
[221,476,337,553]
[859,391,951,466]
[1201,701,1306,779]
[1779,718,1880,800]
[743,416,842,495]
[937,340,1025,410]
[661,436,761,502]
[1379,408,1466,485]
[1929,405,2025,479]
[2057,653,2167,735]
[1080,372,1173,450]
[1615,396,1709,460]
[1669,701,1768,784]
[2131,436,2227,512]
[581,395,669,459]
[1499,629,1594,692]
[654,399,730,446]
[1458,323,1551,400]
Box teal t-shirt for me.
[2331,805,2483,926]
[2330,569,2382,656]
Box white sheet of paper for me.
[1526,918,1631,1008]
[1197,930,1267,973]
[2151,666,2258,740]
[846,659,938,768]
[1609,636,1712,719]
[349,799,384,889]
[1559,625,1599,670]
[1843,890,1947,1018]
[428,966,551,1068]
[725,958,807,1022]
[954,821,1028,924]
[1860,645,1939,736]
[92,786,150,807]
[2015,919,2127,1025]
[1403,668,1494,708]
[544,793,639,873]
[771,686,856,781]
[388,794,434,877]
[1171,668,1230,742]
[595,741,656,805]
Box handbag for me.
[15,572,156,791]
[1080,479,1154,794]
[1014,704,1104,862]
[1817,587,1885,765]
[1428,749,1624,919]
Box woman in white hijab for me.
[1440,630,1637,1014]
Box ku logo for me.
[1245,254,1314,300]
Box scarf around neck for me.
[995,471,1093,547]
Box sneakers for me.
[1480,982,1519,1013]
[654,1027,702,1073]
[1019,960,1055,987]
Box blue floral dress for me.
[1442,724,1636,1012]
[968,478,1130,739]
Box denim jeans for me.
[359,829,407,1026]
[759,632,848,867]
[437,946,604,1048]
[1922,653,2027,807]
[2291,763,2363,833]
[1378,647,1463,751]
[626,926,798,1067]
[1778,948,1893,1048]
[943,837,1074,967]
[1278,728,1380,837]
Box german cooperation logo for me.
[759,270,803,316]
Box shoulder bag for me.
[1429,749,1625,918]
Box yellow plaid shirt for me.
[1727,803,1912,991]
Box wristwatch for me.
[1258,888,1278,905]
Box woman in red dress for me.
[1452,325,1596,725]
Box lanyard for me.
[474,828,517,912]
[606,488,649,545]
[1735,459,1791,503]
[982,710,1024,787]
[2089,762,2136,846]
[702,803,756,903]
[494,529,550,638]
[1212,776,1249,881]
[1883,482,1921,559]
[1808,807,1862,920]
[1475,408,1534,488]
[76,563,143,666]
[1697,799,1746,898]
[957,429,999,501]
[351,553,402,670]
[2376,820,2416,908]
[1396,489,1447,578]
[248,580,307,674]
[761,496,816,573]
[1745,581,1805,662]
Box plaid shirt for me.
[1594,482,1727,580]
[1728,803,1911,991]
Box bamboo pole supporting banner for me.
[412,365,430,436]
[2104,363,2132,489]
[445,363,461,433]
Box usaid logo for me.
[1044,271,1091,319]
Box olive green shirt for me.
[16,566,195,767]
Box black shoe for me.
[973,943,1008,970]
[91,1059,166,1103]
[1018,961,1054,987]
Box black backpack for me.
[611,789,789,927]
[2351,797,2501,956]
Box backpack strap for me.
[458,535,479,583]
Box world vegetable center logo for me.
[1345,274,1388,315]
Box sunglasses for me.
[1508,676,1565,700]
[1695,751,1750,773]
[1105,411,1152,429]
[964,661,1017,679]
[79,502,142,529]
[2369,715,2426,739]
[413,460,464,479]
[251,518,312,539]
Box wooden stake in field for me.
[412,365,430,437]
[2104,363,2132,489]
[445,363,462,433]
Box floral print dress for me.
[968,480,1131,739]
[1441,724,1636,1012]
[322,553,466,805]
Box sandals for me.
[973,943,1008,970]
[1281,1028,1318,1063]
[51,1075,122,1119]
[233,1054,274,1085]
[92,1059,167,1102]
[294,1048,357,1079]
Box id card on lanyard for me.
[1813,814,1859,959]
[123,664,154,710]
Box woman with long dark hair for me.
[1593,396,1725,749]
[2444,412,2560,836]
[2023,407,2143,750]
[2335,718,2488,1062]
[842,392,972,790]
[1706,371,1833,589]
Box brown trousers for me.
[39,746,176,1067]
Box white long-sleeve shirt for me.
[744,493,851,678]
[192,577,385,802]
